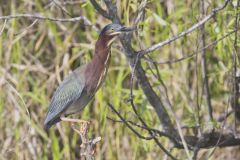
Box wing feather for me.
[44,68,85,129]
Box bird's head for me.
[99,23,136,46]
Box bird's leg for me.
[60,116,90,124]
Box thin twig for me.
[0,14,92,24]
[103,0,119,23]
[200,0,213,122]
[195,32,202,137]
[133,0,147,26]
[107,116,178,143]
[61,0,87,5]
[148,58,192,159]
[89,0,111,19]
[138,0,231,55]
[142,28,239,64]
[108,103,155,140]
[14,19,38,35]
[191,147,200,160]
[52,0,73,17]
[0,19,7,36]
[206,101,230,159]
[108,103,178,160]
[218,109,234,122]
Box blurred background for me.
[0,0,240,159]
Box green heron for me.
[44,23,135,130]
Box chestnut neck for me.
[84,35,114,94]
[92,35,113,63]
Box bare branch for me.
[0,14,92,24]
[52,0,72,17]
[61,0,87,5]
[133,0,147,26]
[89,0,112,19]
[14,19,38,35]
[183,132,240,148]
[101,0,179,140]
[108,103,156,140]
[191,147,200,160]
[200,0,213,121]
[218,109,234,122]
[232,0,240,134]
[0,20,7,36]
[142,28,239,64]
[147,56,191,159]
[108,103,178,160]
[138,0,231,56]
[103,0,120,23]
[107,116,178,142]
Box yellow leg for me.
[60,116,90,124]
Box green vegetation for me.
[0,0,239,159]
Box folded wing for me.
[44,68,85,129]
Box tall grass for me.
[0,0,239,159]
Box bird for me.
[44,23,135,130]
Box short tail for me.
[44,116,61,130]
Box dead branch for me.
[89,0,111,19]
[200,0,213,122]
[108,103,178,160]
[142,28,239,64]
[0,14,92,24]
[138,0,231,56]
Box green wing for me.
[44,69,85,129]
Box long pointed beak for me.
[118,26,137,32]
[110,26,137,35]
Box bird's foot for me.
[60,116,90,124]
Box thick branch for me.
[101,0,179,139]
[138,0,230,55]
[181,132,240,149]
